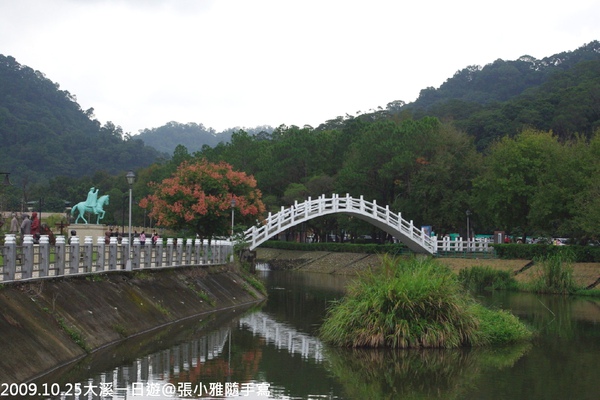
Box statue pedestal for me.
[67,224,107,242]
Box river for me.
[26,267,600,399]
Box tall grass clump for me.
[319,255,531,348]
[458,266,518,292]
[530,252,579,294]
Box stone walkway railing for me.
[0,234,233,284]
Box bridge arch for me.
[243,194,435,254]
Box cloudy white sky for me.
[1,0,599,134]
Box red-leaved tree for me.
[139,160,265,240]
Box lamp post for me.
[121,194,127,236]
[230,198,236,262]
[231,198,236,237]
[126,171,135,265]
[466,210,471,241]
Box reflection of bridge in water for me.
[44,311,324,398]
[60,327,232,398]
[239,312,324,362]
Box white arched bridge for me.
[244,193,436,254]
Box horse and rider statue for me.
[71,187,110,224]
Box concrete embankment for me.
[0,264,264,383]
[256,248,600,288]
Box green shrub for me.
[319,256,531,348]
[530,252,580,294]
[493,243,600,262]
[470,304,533,345]
[458,266,518,291]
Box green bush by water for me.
[528,252,580,294]
[319,256,531,348]
[493,243,600,262]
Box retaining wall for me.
[0,264,264,383]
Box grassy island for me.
[319,256,532,348]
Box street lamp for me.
[126,171,135,264]
[231,198,236,237]
[466,210,472,241]
[230,198,236,262]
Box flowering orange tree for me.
[139,159,265,239]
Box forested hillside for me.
[2,41,600,245]
[0,55,162,184]
[403,41,600,149]
[136,122,274,155]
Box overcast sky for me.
[1,0,599,135]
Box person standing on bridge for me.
[10,213,19,235]
[20,214,31,241]
[30,212,40,239]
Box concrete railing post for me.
[212,242,218,264]
[96,237,105,272]
[155,238,164,267]
[143,240,151,269]
[39,235,50,277]
[132,237,141,269]
[69,236,80,274]
[185,239,192,265]
[22,235,34,279]
[83,236,93,272]
[176,238,183,266]
[166,238,174,266]
[4,234,17,282]
[203,241,209,264]
[55,236,66,276]
[109,237,118,270]
[193,238,201,264]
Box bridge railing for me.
[0,234,233,284]
[244,194,436,253]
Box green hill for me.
[0,54,162,184]
[403,41,600,149]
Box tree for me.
[139,160,265,240]
[472,129,575,240]
[570,133,600,240]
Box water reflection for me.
[29,269,600,400]
[324,344,532,400]
[240,312,324,361]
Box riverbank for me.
[0,264,264,383]
[256,248,600,289]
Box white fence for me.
[0,234,233,284]
[435,236,494,255]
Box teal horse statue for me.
[71,194,110,224]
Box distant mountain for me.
[406,40,600,113]
[396,41,600,149]
[0,54,162,184]
[2,40,598,187]
[136,122,274,155]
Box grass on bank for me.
[528,252,579,294]
[319,255,532,349]
[456,252,589,295]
